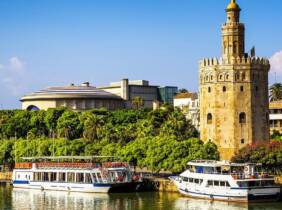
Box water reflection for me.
[8,187,282,210]
[174,197,282,210]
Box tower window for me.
[220,75,223,80]
[255,86,258,92]
[208,87,211,93]
[239,112,246,124]
[223,86,227,92]
[226,74,229,80]
[241,139,245,144]
[210,76,213,80]
[240,86,244,92]
[242,73,246,80]
[207,113,212,124]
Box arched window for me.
[239,112,246,124]
[223,86,227,92]
[210,75,213,81]
[208,87,211,93]
[219,75,223,80]
[226,74,229,80]
[207,113,212,124]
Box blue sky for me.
[0,0,282,109]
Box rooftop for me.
[174,92,198,100]
[21,82,122,101]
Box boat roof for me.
[187,160,262,167]
[21,156,119,161]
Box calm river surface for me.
[0,184,281,210]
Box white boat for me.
[12,156,142,193]
[171,160,281,202]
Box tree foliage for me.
[0,106,219,173]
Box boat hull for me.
[178,187,281,203]
[13,181,140,193]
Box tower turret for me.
[222,0,245,59]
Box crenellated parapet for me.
[199,56,270,68]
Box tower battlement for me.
[199,56,270,68]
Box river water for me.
[0,184,281,210]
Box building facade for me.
[269,100,282,134]
[174,92,200,130]
[99,79,177,108]
[158,86,178,105]
[199,0,270,160]
[21,82,124,111]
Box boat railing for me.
[35,162,101,169]
[231,172,273,180]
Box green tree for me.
[131,96,144,109]
[57,111,82,140]
[270,83,282,101]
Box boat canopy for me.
[187,160,262,167]
[20,156,119,162]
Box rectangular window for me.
[183,177,188,182]
[226,182,230,187]
[67,172,75,183]
[92,173,98,183]
[220,181,225,187]
[43,172,49,182]
[50,172,57,182]
[208,180,213,186]
[189,178,194,183]
[214,181,219,186]
[85,173,92,183]
[96,173,102,183]
[194,179,199,184]
[58,173,66,182]
[76,173,84,183]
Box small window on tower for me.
[241,139,245,144]
[242,73,246,80]
[207,113,212,124]
[223,86,227,92]
[256,86,258,92]
[208,87,211,93]
[240,86,244,92]
[239,112,246,124]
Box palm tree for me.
[270,83,282,101]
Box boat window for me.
[226,182,230,187]
[208,180,213,186]
[214,181,219,186]
[76,173,84,183]
[183,177,188,182]
[67,172,75,182]
[58,173,66,182]
[92,173,98,183]
[85,173,92,183]
[43,172,49,181]
[50,172,57,182]
[194,179,199,184]
[220,181,225,187]
[96,173,102,182]
[189,178,194,183]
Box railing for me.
[35,162,101,169]
[231,172,273,180]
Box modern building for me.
[174,92,200,130]
[199,0,270,160]
[158,86,178,105]
[269,100,282,134]
[21,82,124,111]
[99,79,176,108]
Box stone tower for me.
[199,0,270,160]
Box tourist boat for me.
[171,160,281,202]
[12,156,142,193]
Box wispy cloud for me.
[0,56,27,95]
[270,50,282,74]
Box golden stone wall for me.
[199,58,270,160]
